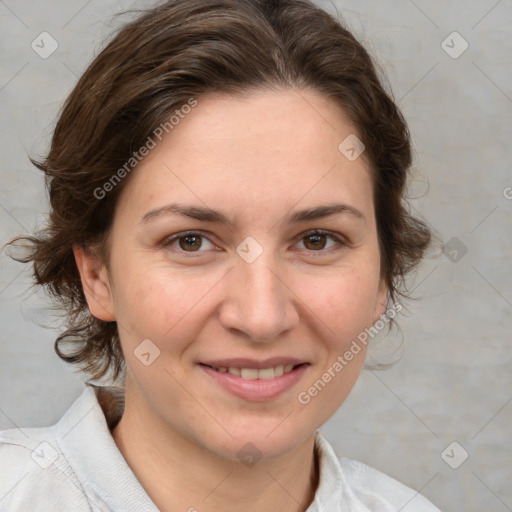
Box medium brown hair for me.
[9,0,435,383]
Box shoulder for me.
[0,384,139,512]
[313,432,441,512]
[338,457,441,511]
[0,385,112,511]
[0,426,91,511]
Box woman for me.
[1,0,441,510]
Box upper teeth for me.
[214,364,296,379]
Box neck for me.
[110,383,319,512]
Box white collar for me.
[53,384,346,511]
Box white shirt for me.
[0,384,441,511]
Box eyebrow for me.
[140,202,366,227]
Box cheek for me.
[112,261,223,345]
[303,266,380,342]
[300,271,375,413]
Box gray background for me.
[1,1,511,511]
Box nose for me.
[218,254,299,342]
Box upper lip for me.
[200,357,308,369]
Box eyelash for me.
[162,229,347,256]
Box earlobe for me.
[73,244,116,322]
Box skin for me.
[74,88,388,512]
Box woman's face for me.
[86,89,388,460]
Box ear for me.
[372,278,389,325]
[73,244,116,322]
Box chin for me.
[200,423,313,463]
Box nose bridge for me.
[219,247,297,341]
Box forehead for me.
[116,88,374,225]
[169,88,359,157]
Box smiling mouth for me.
[200,363,307,380]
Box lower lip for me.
[199,364,309,401]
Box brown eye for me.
[296,230,344,252]
[303,234,327,250]
[163,232,216,253]
[178,234,203,251]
